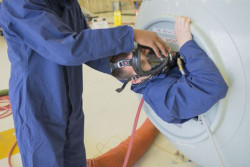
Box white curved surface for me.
[136,0,250,166]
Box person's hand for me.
[174,16,192,48]
[133,29,170,58]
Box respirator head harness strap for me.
[115,75,141,93]
[109,59,132,72]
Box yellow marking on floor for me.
[0,128,19,159]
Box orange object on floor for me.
[87,118,159,167]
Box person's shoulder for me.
[161,67,182,79]
[147,68,181,84]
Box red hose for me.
[122,97,144,167]
[0,96,12,119]
[8,141,17,167]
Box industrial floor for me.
[0,11,199,167]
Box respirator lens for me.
[138,46,166,72]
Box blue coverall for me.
[132,40,228,124]
[0,0,134,166]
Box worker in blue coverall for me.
[110,16,228,123]
[0,0,170,166]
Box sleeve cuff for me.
[179,40,196,54]
[126,26,135,52]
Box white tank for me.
[135,0,250,166]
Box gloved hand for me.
[174,16,193,48]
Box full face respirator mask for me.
[109,44,180,93]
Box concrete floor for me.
[0,11,198,167]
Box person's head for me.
[109,46,179,93]
[109,51,152,85]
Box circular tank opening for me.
[139,18,246,144]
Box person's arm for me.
[85,57,111,74]
[132,16,228,123]
[0,0,169,66]
[0,0,134,66]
